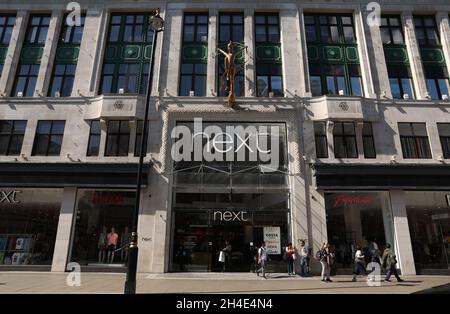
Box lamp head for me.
[150,11,164,31]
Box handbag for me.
[218,251,225,263]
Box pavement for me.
[0,272,449,294]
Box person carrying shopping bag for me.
[352,245,368,282]
[285,243,296,276]
[256,242,268,279]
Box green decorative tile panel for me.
[345,46,359,62]
[384,47,409,64]
[20,47,43,63]
[121,45,141,60]
[421,48,445,64]
[56,47,79,62]
[255,45,281,62]
[144,45,153,59]
[323,46,343,62]
[105,46,118,60]
[182,45,208,62]
[307,46,319,61]
[0,47,7,64]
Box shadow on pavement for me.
[413,283,450,294]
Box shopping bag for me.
[218,251,225,263]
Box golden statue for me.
[217,41,248,107]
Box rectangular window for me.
[255,13,280,43]
[380,16,404,45]
[314,122,328,158]
[388,65,415,99]
[305,14,356,44]
[414,16,440,46]
[183,13,208,43]
[48,64,76,97]
[333,122,358,158]
[437,123,450,159]
[219,13,243,42]
[398,122,432,159]
[256,64,283,97]
[12,64,40,97]
[32,120,65,156]
[0,120,27,156]
[424,66,450,100]
[60,15,85,44]
[87,120,101,157]
[179,63,207,96]
[0,14,15,45]
[105,120,130,157]
[25,15,50,44]
[134,120,144,157]
[362,122,376,158]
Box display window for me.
[406,191,450,272]
[0,188,62,266]
[69,189,135,267]
[325,192,394,269]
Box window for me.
[25,15,50,44]
[179,63,207,96]
[87,120,101,157]
[333,122,358,158]
[100,13,155,95]
[256,64,283,97]
[314,122,328,158]
[437,123,450,159]
[183,13,208,43]
[398,123,431,159]
[12,64,40,97]
[219,13,243,42]
[32,120,65,156]
[60,15,85,44]
[362,122,376,158]
[134,120,144,157]
[424,66,450,100]
[0,120,27,156]
[380,16,404,45]
[309,64,362,96]
[388,66,415,99]
[255,13,280,43]
[304,14,356,44]
[414,16,440,46]
[105,120,130,157]
[0,14,15,45]
[48,64,76,97]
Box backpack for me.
[315,250,323,261]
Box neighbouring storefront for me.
[0,188,63,268]
[169,121,291,272]
[406,191,450,274]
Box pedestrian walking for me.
[256,242,268,279]
[382,243,404,282]
[316,242,333,282]
[298,240,309,277]
[285,243,295,275]
[352,245,367,282]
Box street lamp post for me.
[124,12,164,295]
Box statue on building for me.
[217,41,248,108]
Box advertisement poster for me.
[263,226,281,254]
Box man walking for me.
[256,242,268,279]
[381,243,404,283]
[298,240,309,277]
[352,245,367,282]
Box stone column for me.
[151,7,165,96]
[98,119,107,157]
[389,190,416,275]
[0,10,28,96]
[355,121,364,158]
[72,9,107,97]
[354,8,376,98]
[160,9,183,96]
[436,12,450,88]
[360,8,392,98]
[51,187,77,272]
[34,10,63,97]
[326,121,335,159]
[298,7,311,97]
[279,8,305,97]
[206,9,217,96]
[402,11,428,100]
[244,8,255,97]
[20,119,36,158]
[128,120,137,157]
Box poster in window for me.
[263,226,280,254]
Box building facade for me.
[1,0,450,275]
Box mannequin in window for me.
[120,226,131,263]
[107,227,118,264]
[98,226,107,263]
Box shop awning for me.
[313,163,450,190]
[0,163,150,188]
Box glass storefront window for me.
[406,191,450,272]
[0,188,62,266]
[70,190,135,267]
[325,192,394,269]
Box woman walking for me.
[285,243,296,276]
